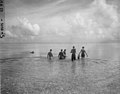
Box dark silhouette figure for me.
[47,49,53,60]
[63,49,66,59]
[70,46,76,61]
[58,49,64,60]
[78,46,88,59]
[0,32,5,38]
[30,51,34,54]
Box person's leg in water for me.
[71,54,74,61]
[74,54,76,60]
[78,54,80,60]
[71,54,76,61]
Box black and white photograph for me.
[0,0,120,94]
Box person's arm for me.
[80,50,82,54]
[78,51,80,55]
[58,53,60,58]
[50,53,53,59]
[51,53,53,57]
[64,52,66,56]
[47,53,49,58]
[85,51,88,57]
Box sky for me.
[2,0,120,42]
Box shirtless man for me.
[58,49,64,60]
[70,46,76,61]
[47,49,53,60]
[63,49,66,59]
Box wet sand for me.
[1,54,120,94]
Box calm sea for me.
[0,43,120,61]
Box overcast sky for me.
[2,0,120,42]
[5,0,93,22]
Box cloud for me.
[5,30,17,37]
[60,0,120,41]
[5,0,94,19]
[17,17,40,35]
[6,17,40,39]
[4,0,120,42]
[6,0,63,7]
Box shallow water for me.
[1,56,120,94]
[0,43,120,61]
[1,43,120,94]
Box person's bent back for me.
[58,49,64,60]
[47,49,53,60]
[63,49,66,59]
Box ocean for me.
[1,42,120,94]
[0,43,120,61]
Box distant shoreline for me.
[0,42,120,44]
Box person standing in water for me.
[58,49,64,60]
[78,46,88,59]
[70,46,76,61]
[63,49,66,59]
[47,49,53,60]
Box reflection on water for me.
[81,58,85,67]
[71,62,76,74]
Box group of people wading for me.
[47,46,88,61]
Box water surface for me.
[1,43,120,94]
